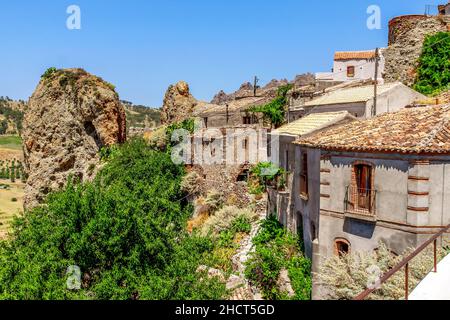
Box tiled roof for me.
[334,50,376,60]
[295,105,450,154]
[303,83,402,107]
[273,111,355,136]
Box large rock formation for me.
[22,68,126,209]
[160,81,198,124]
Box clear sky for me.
[0,0,445,106]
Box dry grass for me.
[317,241,449,300]
[0,180,24,239]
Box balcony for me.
[344,185,377,221]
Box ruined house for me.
[292,105,450,297]
[194,96,272,128]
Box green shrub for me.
[204,190,224,213]
[0,138,226,300]
[199,206,258,237]
[41,67,58,80]
[249,84,293,128]
[414,32,450,95]
[245,216,311,300]
[248,162,285,195]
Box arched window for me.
[334,238,351,257]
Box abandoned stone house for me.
[315,50,385,83]
[289,105,450,297]
[267,111,357,249]
[289,82,426,121]
[438,1,450,15]
[194,96,272,129]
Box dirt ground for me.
[0,148,23,162]
[0,180,24,239]
[0,143,25,239]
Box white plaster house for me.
[316,50,385,82]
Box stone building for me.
[316,50,385,83]
[438,2,450,15]
[194,96,271,128]
[267,111,356,246]
[292,105,450,297]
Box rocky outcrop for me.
[160,81,198,124]
[211,74,315,105]
[384,15,449,86]
[22,68,126,209]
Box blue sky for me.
[0,0,444,106]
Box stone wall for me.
[384,15,449,86]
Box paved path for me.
[228,195,267,300]
[410,253,450,300]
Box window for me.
[284,150,289,171]
[300,153,308,197]
[355,164,373,210]
[243,138,248,150]
[243,116,252,125]
[347,66,355,78]
[335,239,351,257]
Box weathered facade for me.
[302,82,426,118]
[267,112,357,258]
[194,97,271,129]
[293,105,450,299]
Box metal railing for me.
[344,186,377,216]
[354,224,450,300]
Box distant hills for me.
[121,100,161,129]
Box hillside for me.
[122,100,161,129]
[0,97,25,135]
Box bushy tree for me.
[0,138,226,300]
[414,32,450,95]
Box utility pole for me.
[372,48,380,118]
[253,76,259,97]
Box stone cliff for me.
[160,81,198,125]
[22,68,126,209]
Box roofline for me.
[292,144,450,156]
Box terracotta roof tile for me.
[334,50,376,60]
[295,105,450,154]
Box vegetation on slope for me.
[414,32,450,96]
[245,216,311,300]
[317,241,449,300]
[0,98,24,134]
[249,84,293,128]
[122,100,161,129]
[0,138,226,300]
